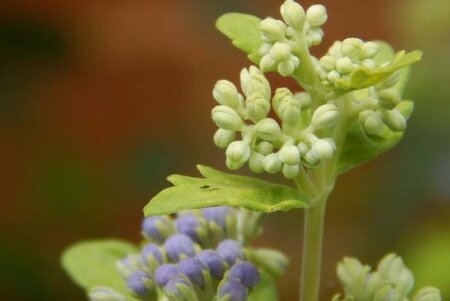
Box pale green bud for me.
[260,17,286,42]
[272,87,293,108]
[89,287,127,301]
[373,285,401,301]
[263,153,282,173]
[379,88,401,109]
[311,104,339,129]
[247,248,289,277]
[249,153,265,173]
[226,158,243,170]
[280,0,306,30]
[294,92,312,109]
[226,141,251,168]
[359,110,375,124]
[212,105,243,130]
[342,38,363,59]
[304,150,319,165]
[377,253,405,279]
[297,142,309,155]
[395,268,414,297]
[256,141,274,155]
[246,93,271,122]
[277,100,301,125]
[362,58,376,69]
[282,164,299,179]
[255,118,282,141]
[383,110,406,132]
[278,60,296,76]
[306,5,328,27]
[337,257,367,286]
[336,57,354,74]
[311,139,335,160]
[360,41,380,59]
[319,55,336,71]
[364,113,385,136]
[414,287,442,301]
[240,66,271,99]
[278,145,300,165]
[260,55,277,72]
[364,272,383,299]
[213,80,243,109]
[396,100,414,119]
[327,70,341,83]
[328,41,343,58]
[270,42,292,61]
[214,129,236,149]
[307,27,324,46]
[259,43,272,56]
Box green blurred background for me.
[0,0,448,300]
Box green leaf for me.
[335,41,422,92]
[61,239,138,299]
[248,272,279,301]
[216,13,263,64]
[144,165,308,216]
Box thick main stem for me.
[299,192,329,301]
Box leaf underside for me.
[144,165,308,216]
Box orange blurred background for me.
[0,0,449,300]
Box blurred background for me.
[0,0,448,300]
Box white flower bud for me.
[364,113,385,136]
[396,268,414,297]
[319,55,336,71]
[327,70,341,83]
[255,141,273,155]
[213,80,243,109]
[342,38,363,59]
[278,60,297,76]
[260,17,286,42]
[379,88,401,109]
[226,158,243,170]
[260,55,276,72]
[306,5,328,27]
[307,27,324,46]
[240,66,271,100]
[263,153,282,174]
[294,92,312,109]
[214,129,236,149]
[212,105,243,130]
[259,43,272,56]
[278,145,300,165]
[249,153,265,173]
[311,139,335,160]
[360,41,380,59]
[246,93,270,122]
[328,41,343,58]
[414,287,442,301]
[282,164,300,179]
[212,105,243,132]
[226,141,251,168]
[277,99,301,125]
[362,58,376,69]
[359,110,375,124]
[311,104,339,129]
[336,57,354,74]
[255,118,282,141]
[269,42,291,61]
[297,142,309,155]
[337,257,368,287]
[373,285,401,301]
[280,0,306,30]
[304,150,319,165]
[383,110,406,132]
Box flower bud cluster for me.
[317,38,381,87]
[212,66,339,179]
[333,253,442,301]
[355,74,411,136]
[257,0,328,77]
[90,207,286,301]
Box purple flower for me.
[164,234,196,262]
[155,264,178,286]
[216,239,244,265]
[164,275,193,299]
[196,250,226,279]
[175,215,201,242]
[202,206,230,228]
[229,262,260,288]
[177,258,204,287]
[141,216,172,242]
[126,270,153,297]
[219,280,248,301]
[142,243,164,264]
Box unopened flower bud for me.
[307,27,324,46]
[282,164,300,179]
[373,285,401,301]
[255,118,282,141]
[175,215,203,242]
[260,55,276,72]
[202,206,230,229]
[364,113,385,136]
[277,99,301,125]
[214,129,236,149]
[164,275,196,300]
[383,110,406,132]
[127,271,154,298]
[142,216,173,242]
[247,248,289,278]
[278,60,296,76]
[336,57,354,74]
[212,105,243,131]
[89,287,127,301]
[246,93,270,121]
[414,287,442,301]
[278,145,300,165]
[304,150,319,165]
[260,17,286,42]
[280,0,306,30]
[342,38,363,59]
[249,153,265,173]
[319,55,336,71]
[379,72,401,89]
[379,88,401,109]
[312,139,335,160]
[295,92,312,109]
[155,264,178,286]
[359,110,375,124]
[395,101,414,119]
[360,41,380,59]
[226,141,251,168]
[218,280,248,301]
[196,250,227,279]
[297,142,309,155]
[263,153,282,174]
[311,104,339,129]
[306,5,328,27]
[164,234,196,262]
[240,66,271,100]
[337,257,368,286]
[272,87,293,108]
[362,58,376,69]
[142,243,164,265]
[229,262,260,288]
[117,255,145,278]
[213,80,243,109]
[217,240,244,265]
[255,141,274,155]
[327,70,341,83]
[269,42,291,62]
[178,258,205,287]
